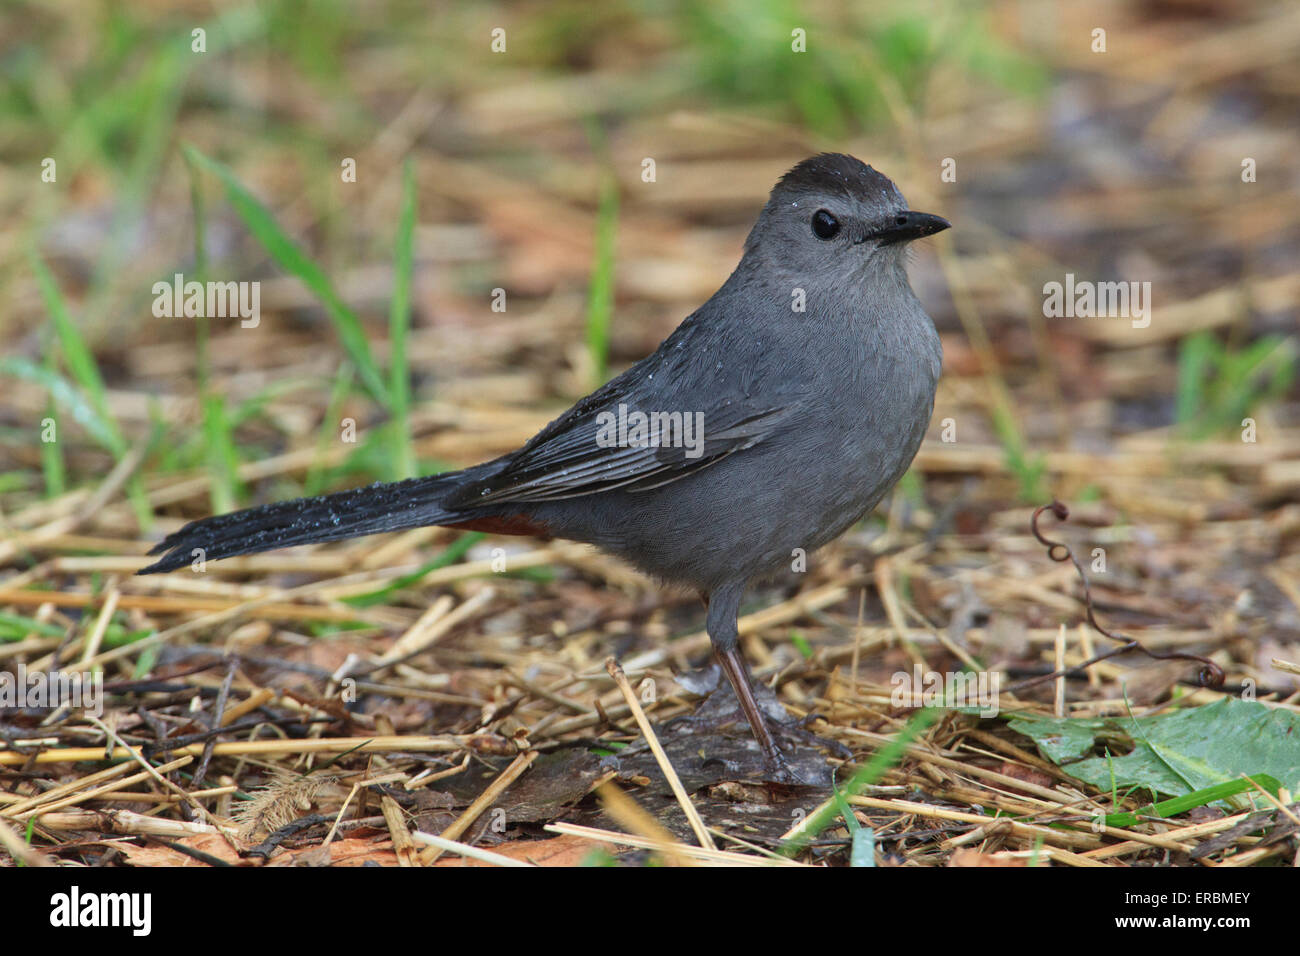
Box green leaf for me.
[182,145,389,408]
[1008,698,1300,799]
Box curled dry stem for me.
[1007,499,1225,693]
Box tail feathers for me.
[138,473,470,574]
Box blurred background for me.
[0,0,1298,861]
[3,1,1297,502]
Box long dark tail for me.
[138,471,476,574]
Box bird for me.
[139,153,949,779]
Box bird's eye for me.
[811,209,840,240]
[895,214,908,226]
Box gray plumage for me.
[140,153,948,773]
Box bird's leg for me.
[706,585,793,779]
[714,644,791,773]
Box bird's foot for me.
[770,712,854,761]
[761,743,806,785]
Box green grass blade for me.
[1175,331,1216,433]
[1103,775,1280,829]
[182,147,212,394]
[848,827,875,867]
[40,332,66,496]
[0,357,117,455]
[0,609,142,647]
[183,146,241,511]
[343,532,484,607]
[388,158,417,481]
[991,400,1046,502]
[31,252,119,452]
[305,365,356,497]
[26,254,153,526]
[201,393,243,514]
[780,707,939,857]
[40,407,65,496]
[585,170,619,387]
[829,779,876,867]
[0,612,66,639]
[183,145,389,408]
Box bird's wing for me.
[445,318,800,506]
[450,403,794,505]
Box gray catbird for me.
[140,153,949,777]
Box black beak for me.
[868,210,951,245]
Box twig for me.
[418,750,537,865]
[412,831,533,867]
[193,657,238,790]
[605,656,716,851]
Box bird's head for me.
[744,153,949,286]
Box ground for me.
[1,0,1298,867]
